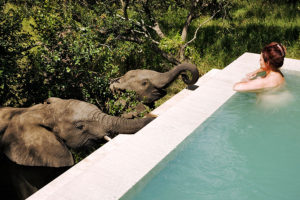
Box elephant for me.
[109,63,200,105]
[0,97,154,199]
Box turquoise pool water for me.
[122,71,300,200]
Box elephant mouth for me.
[81,138,103,148]
[151,88,167,101]
[109,77,120,84]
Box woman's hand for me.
[242,68,264,81]
[246,72,257,79]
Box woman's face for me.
[260,53,268,70]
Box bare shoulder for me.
[267,71,285,87]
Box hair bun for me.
[277,43,286,57]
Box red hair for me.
[262,42,286,71]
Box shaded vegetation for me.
[1,0,299,111]
[156,0,300,106]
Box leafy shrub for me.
[0,0,299,109]
[0,4,34,106]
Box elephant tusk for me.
[145,113,158,118]
[103,135,112,141]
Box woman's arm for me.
[233,78,268,92]
[234,71,284,92]
[244,68,264,80]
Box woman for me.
[233,42,286,92]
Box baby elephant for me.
[0,97,154,199]
[110,63,199,104]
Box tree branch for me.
[116,34,179,65]
[120,0,130,20]
[116,35,144,44]
[184,9,220,48]
[181,0,200,42]
[151,22,165,38]
[116,14,160,44]
[179,9,220,61]
[141,0,165,38]
[181,13,194,42]
[116,2,178,65]
[152,45,180,65]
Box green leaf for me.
[66,67,71,73]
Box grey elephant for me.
[109,63,199,104]
[0,97,154,199]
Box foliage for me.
[156,0,299,105]
[0,3,34,106]
[106,90,140,116]
[23,1,119,108]
[159,33,183,55]
[0,0,298,110]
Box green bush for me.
[0,4,34,106]
[0,0,299,109]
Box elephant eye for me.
[142,80,148,86]
[77,125,84,130]
[75,122,85,130]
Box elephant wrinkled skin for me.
[110,63,200,104]
[0,97,154,199]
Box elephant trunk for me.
[152,63,199,89]
[91,111,154,135]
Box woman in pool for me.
[233,42,286,92]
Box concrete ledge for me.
[151,68,220,116]
[27,53,300,200]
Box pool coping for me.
[27,53,300,200]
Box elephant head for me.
[0,97,154,168]
[109,63,199,104]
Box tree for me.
[95,0,230,64]
[0,0,231,108]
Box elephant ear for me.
[1,115,74,167]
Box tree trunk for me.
[181,13,194,42]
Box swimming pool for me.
[27,54,300,200]
[122,70,300,200]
